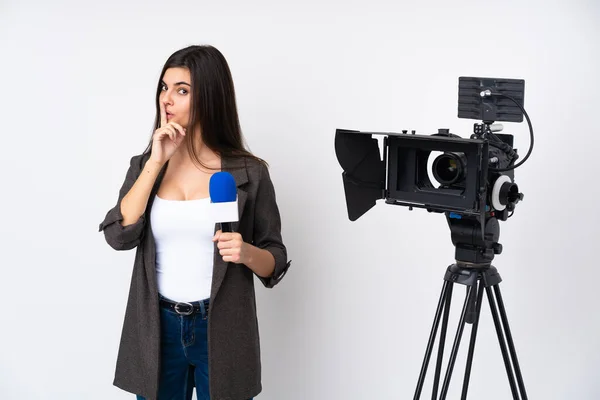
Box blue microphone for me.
[209,172,238,232]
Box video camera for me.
[335,77,533,265]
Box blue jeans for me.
[136,296,254,400]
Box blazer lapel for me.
[211,156,249,301]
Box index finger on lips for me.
[160,101,167,127]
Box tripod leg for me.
[494,286,528,400]
[438,284,476,400]
[485,285,520,400]
[431,282,454,400]
[414,280,453,400]
[461,279,484,399]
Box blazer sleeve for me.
[253,163,291,288]
[98,154,146,251]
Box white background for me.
[1,0,599,399]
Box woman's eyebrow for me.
[161,80,191,87]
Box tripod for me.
[413,216,528,400]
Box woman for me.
[98,45,291,400]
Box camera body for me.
[334,77,529,264]
[385,125,522,220]
[335,125,523,264]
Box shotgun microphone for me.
[209,171,238,232]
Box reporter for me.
[98,44,291,400]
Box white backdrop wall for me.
[1,0,599,399]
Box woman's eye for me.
[178,88,188,95]
[161,85,167,91]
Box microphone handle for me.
[221,222,232,233]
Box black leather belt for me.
[159,297,210,316]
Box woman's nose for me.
[163,91,174,105]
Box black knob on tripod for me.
[493,243,503,255]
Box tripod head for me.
[446,213,501,267]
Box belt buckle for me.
[174,302,194,316]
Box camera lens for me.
[432,152,466,185]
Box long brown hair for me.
[144,45,266,169]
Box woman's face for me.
[159,67,191,128]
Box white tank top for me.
[150,195,215,302]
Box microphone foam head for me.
[209,172,237,203]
